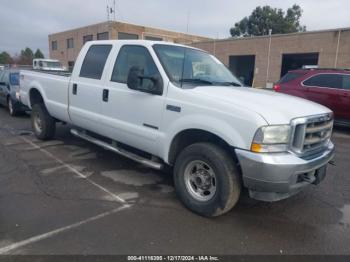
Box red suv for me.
[274,69,350,125]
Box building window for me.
[51,41,58,51]
[67,38,74,49]
[97,32,109,40]
[80,45,112,79]
[118,32,139,40]
[145,36,163,41]
[83,35,93,44]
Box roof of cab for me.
[84,40,203,51]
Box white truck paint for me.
[20,40,335,217]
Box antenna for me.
[186,10,191,34]
[113,0,116,21]
[107,5,109,21]
[106,0,116,21]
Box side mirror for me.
[127,66,163,95]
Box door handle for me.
[72,83,78,95]
[102,89,109,102]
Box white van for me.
[32,59,66,71]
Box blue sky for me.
[0,0,349,57]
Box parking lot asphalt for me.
[0,107,350,255]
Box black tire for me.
[7,98,18,117]
[174,142,241,217]
[31,103,56,140]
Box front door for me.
[68,44,113,133]
[100,45,166,156]
[303,73,342,115]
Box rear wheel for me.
[174,142,241,217]
[31,104,56,140]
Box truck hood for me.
[191,86,332,125]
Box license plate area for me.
[313,165,327,185]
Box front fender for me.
[160,114,256,163]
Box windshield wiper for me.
[218,82,242,87]
[179,78,213,85]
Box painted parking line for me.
[20,136,127,204]
[0,205,130,254]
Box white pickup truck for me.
[20,40,335,217]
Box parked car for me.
[0,69,29,116]
[33,59,67,71]
[20,40,334,217]
[274,68,350,126]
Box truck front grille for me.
[290,114,333,157]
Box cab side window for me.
[80,45,112,80]
[111,45,161,88]
[303,74,342,89]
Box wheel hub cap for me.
[33,113,42,133]
[184,160,217,202]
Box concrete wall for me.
[49,21,211,67]
[192,29,350,88]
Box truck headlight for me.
[251,125,291,153]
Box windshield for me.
[9,73,19,85]
[42,61,62,68]
[153,44,242,88]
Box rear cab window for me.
[80,45,112,79]
[278,72,306,83]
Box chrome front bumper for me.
[235,142,335,202]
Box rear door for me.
[68,44,113,133]
[302,73,342,114]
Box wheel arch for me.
[167,128,239,166]
[29,87,45,108]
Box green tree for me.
[0,51,13,64]
[34,49,45,59]
[19,47,34,65]
[230,5,306,37]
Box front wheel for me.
[31,104,56,140]
[174,142,241,217]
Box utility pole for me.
[266,29,272,88]
[113,0,116,21]
[334,30,341,68]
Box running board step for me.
[70,129,163,170]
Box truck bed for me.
[19,69,71,123]
[24,69,72,77]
